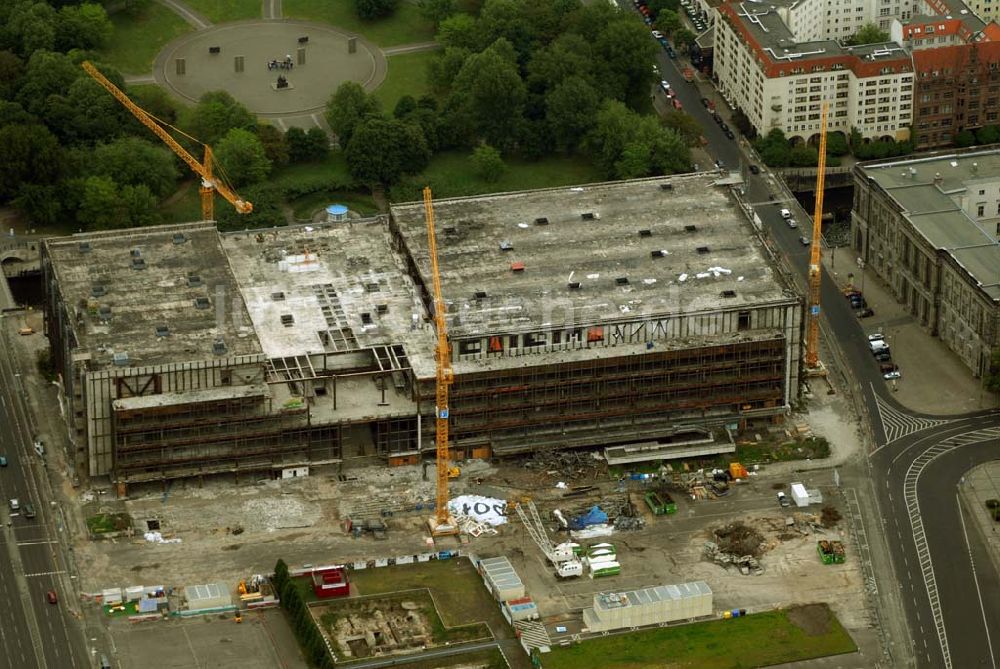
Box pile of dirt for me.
[787,603,832,636]
[713,521,765,558]
[820,506,842,528]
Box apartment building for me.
[714,1,913,142]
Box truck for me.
[790,483,810,507]
[556,560,583,579]
[817,540,846,564]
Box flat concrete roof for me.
[390,175,793,340]
[219,220,435,360]
[858,150,1000,299]
[45,222,261,369]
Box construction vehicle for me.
[448,466,460,479]
[804,102,828,375]
[80,61,252,222]
[423,187,458,536]
[514,500,583,578]
[817,540,846,564]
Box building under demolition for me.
[42,175,802,493]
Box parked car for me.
[874,351,893,362]
[786,218,798,228]
[777,491,790,507]
[672,98,683,110]
[880,362,899,374]
[0,455,6,467]
[652,30,664,39]
[666,46,676,58]
[883,370,902,380]
[8,498,18,512]
[856,308,875,318]
[724,129,735,140]
[701,97,711,107]
[713,113,724,125]
[46,590,58,605]
[748,164,760,175]
[799,236,811,246]
[780,208,792,219]
[660,79,670,90]
[23,503,35,519]
[850,296,867,309]
[867,333,885,342]
[719,122,730,132]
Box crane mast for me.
[804,103,829,370]
[80,61,252,221]
[423,187,457,535]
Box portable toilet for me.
[325,204,349,223]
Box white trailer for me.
[790,483,810,507]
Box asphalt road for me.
[0,323,88,669]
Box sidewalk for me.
[960,463,1000,579]
[823,251,996,415]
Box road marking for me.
[901,426,1000,669]
[23,570,66,578]
[871,386,951,450]
[16,540,59,546]
[956,492,997,668]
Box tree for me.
[87,137,179,197]
[754,128,791,167]
[436,13,481,51]
[324,81,380,146]
[186,91,256,145]
[672,28,696,48]
[789,144,818,167]
[954,129,977,148]
[592,19,658,108]
[648,125,690,174]
[13,183,66,227]
[0,101,35,128]
[393,95,418,119]
[346,118,430,187]
[119,184,160,228]
[75,175,120,230]
[0,122,63,201]
[472,143,505,182]
[975,125,1000,145]
[214,128,271,187]
[129,84,179,124]
[654,10,681,37]
[479,0,538,61]
[15,50,80,118]
[585,100,689,179]
[661,111,703,146]
[305,128,330,160]
[418,0,454,25]
[730,107,756,139]
[55,3,112,52]
[428,46,472,93]
[255,123,289,168]
[985,348,1000,394]
[286,126,329,162]
[354,0,399,20]
[448,39,527,151]
[43,74,130,145]
[216,183,284,231]
[825,131,849,156]
[647,0,681,18]
[0,50,24,100]
[545,75,600,151]
[526,34,593,94]
[3,2,58,57]
[846,23,890,46]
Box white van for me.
[780,208,791,219]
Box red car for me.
[46,590,57,605]
[672,98,683,110]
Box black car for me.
[701,97,710,107]
[856,307,875,318]
[724,129,735,140]
[874,351,892,362]
[719,122,730,132]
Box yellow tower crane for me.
[423,187,458,536]
[804,103,829,372]
[81,61,252,222]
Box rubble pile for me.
[523,449,605,481]
[703,541,764,575]
[712,521,765,557]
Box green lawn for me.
[290,190,376,219]
[272,152,354,187]
[98,3,192,74]
[374,50,436,112]
[86,512,133,535]
[394,151,607,202]
[160,181,204,223]
[183,0,262,22]
[542,605,856,669]
[283,0,436,47]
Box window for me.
[977,203,985,217]
[737,311,751,331]
[459,339,482,355]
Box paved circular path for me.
[155,20,385,117]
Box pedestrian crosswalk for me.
[872,386,951,446]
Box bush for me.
[986,499,1000,510]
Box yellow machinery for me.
[423,187,458,536]
[80,61,252,222]
[804,103,828,372]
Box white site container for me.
[790,483,810,507]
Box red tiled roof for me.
[912,41,1000,72]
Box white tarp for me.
[571,524,615,539]
[144,531,182,544]
[448,495,508,526]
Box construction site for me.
[42,174,802,495]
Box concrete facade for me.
[43,176,803,490]
[850,149,1000,378]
